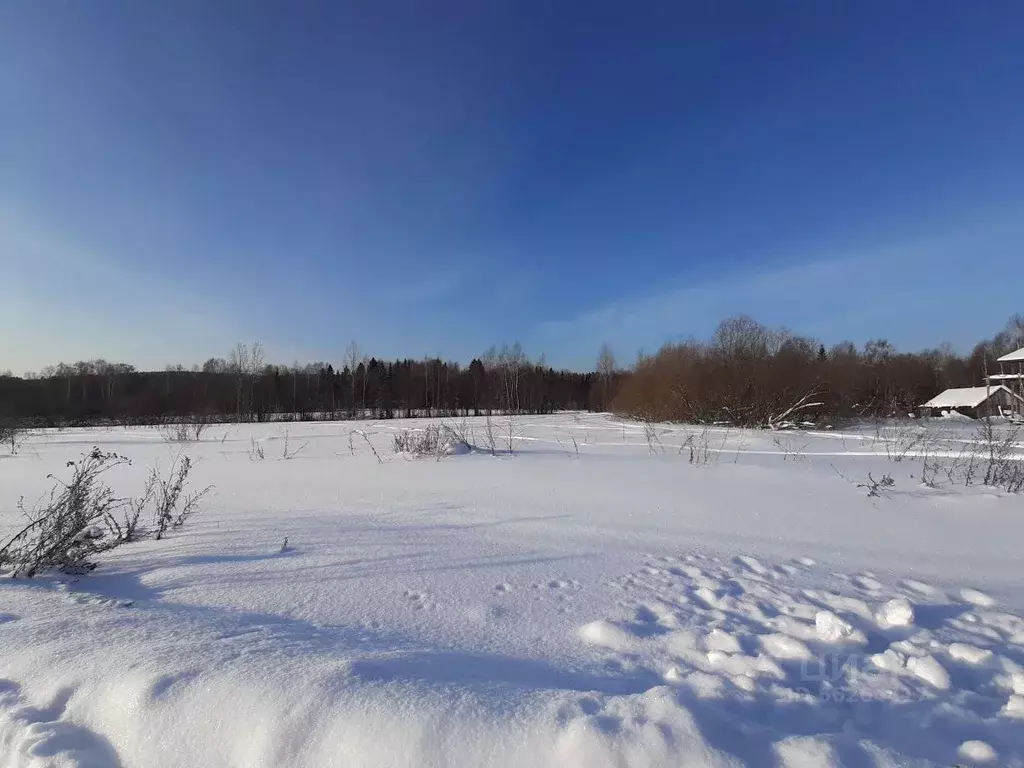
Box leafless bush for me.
[444,418,476,448]
[354,429,383,464]
[914,421,1024,493]
[732,434,750,463]
[0,447,208,577]
[876,422,925,463]
[681,425,712,466]
[392,428,433,455]
[248,438,266,461]
[0,449,134,576]
[152,454,212,540]
[280,430,308,460]
[392,425,471,459]
[859,472,895,497]
[919,439,941,488]
[554,434,580,459]
[641,417,664,454]
[773,435,809,462]
[831,463,895,498]
[978,421,1024,493]
[483,414,498,456]
[161,415,210,443]
[0,421,27,455]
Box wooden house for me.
[920,385,1024,419]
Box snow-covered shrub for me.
[772,435,809,462]
[248,437,266,461]
[681,426,712,465]
[875,421,926,463]
[0,448,211,577]
[151,454,211,540]
[0,449,138,577]
[353,430,384,464]
[920,422,1024,493]
[0,420,26,455]
[279,430,308,460]
[161,415,210,443]
[482,415,498,456]
[641,419,663,454]
[392,426,471,459]
[977,422,1024,493]
[858,472,895,497]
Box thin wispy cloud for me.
[530,208,1024,366]
[0,205,248,371]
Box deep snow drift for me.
[1,414,1023,767]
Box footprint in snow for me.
[535,579,580,592]
[0,681,121,766]
[403,590,432,609]
[148,670,201,700]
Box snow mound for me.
[445,440,474,456]
[948,643,992,665]
[958,739,998,763]
[704,628,742,654]
[939,409,975,421]
[579,620,637,652]
[870,648,905,673]
[876,598,915,627]
[907,654,952,690]
[392,425,474,457]
[774,736,838,766]
[1003,695,1024,718]
[814,610,855,642]
[761,633,812,660]
[960,588,996,607]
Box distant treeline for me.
[611,314,1024,425]
[3,316,1022,428]
[0,343,610,427]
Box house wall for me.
[976,388,1020,418]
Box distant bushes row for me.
[610,315,1023,427]
[4,314,1022,429]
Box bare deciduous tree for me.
[597,343,617,411]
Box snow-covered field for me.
[1,413,1023,767]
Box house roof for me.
[997,346,1024,363]
[921,385,1021,409]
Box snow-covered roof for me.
[997,346,1024,363]
[921,385,1018,409]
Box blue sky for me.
[2,1,1023,372]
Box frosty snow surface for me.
[1,413,1023,766]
